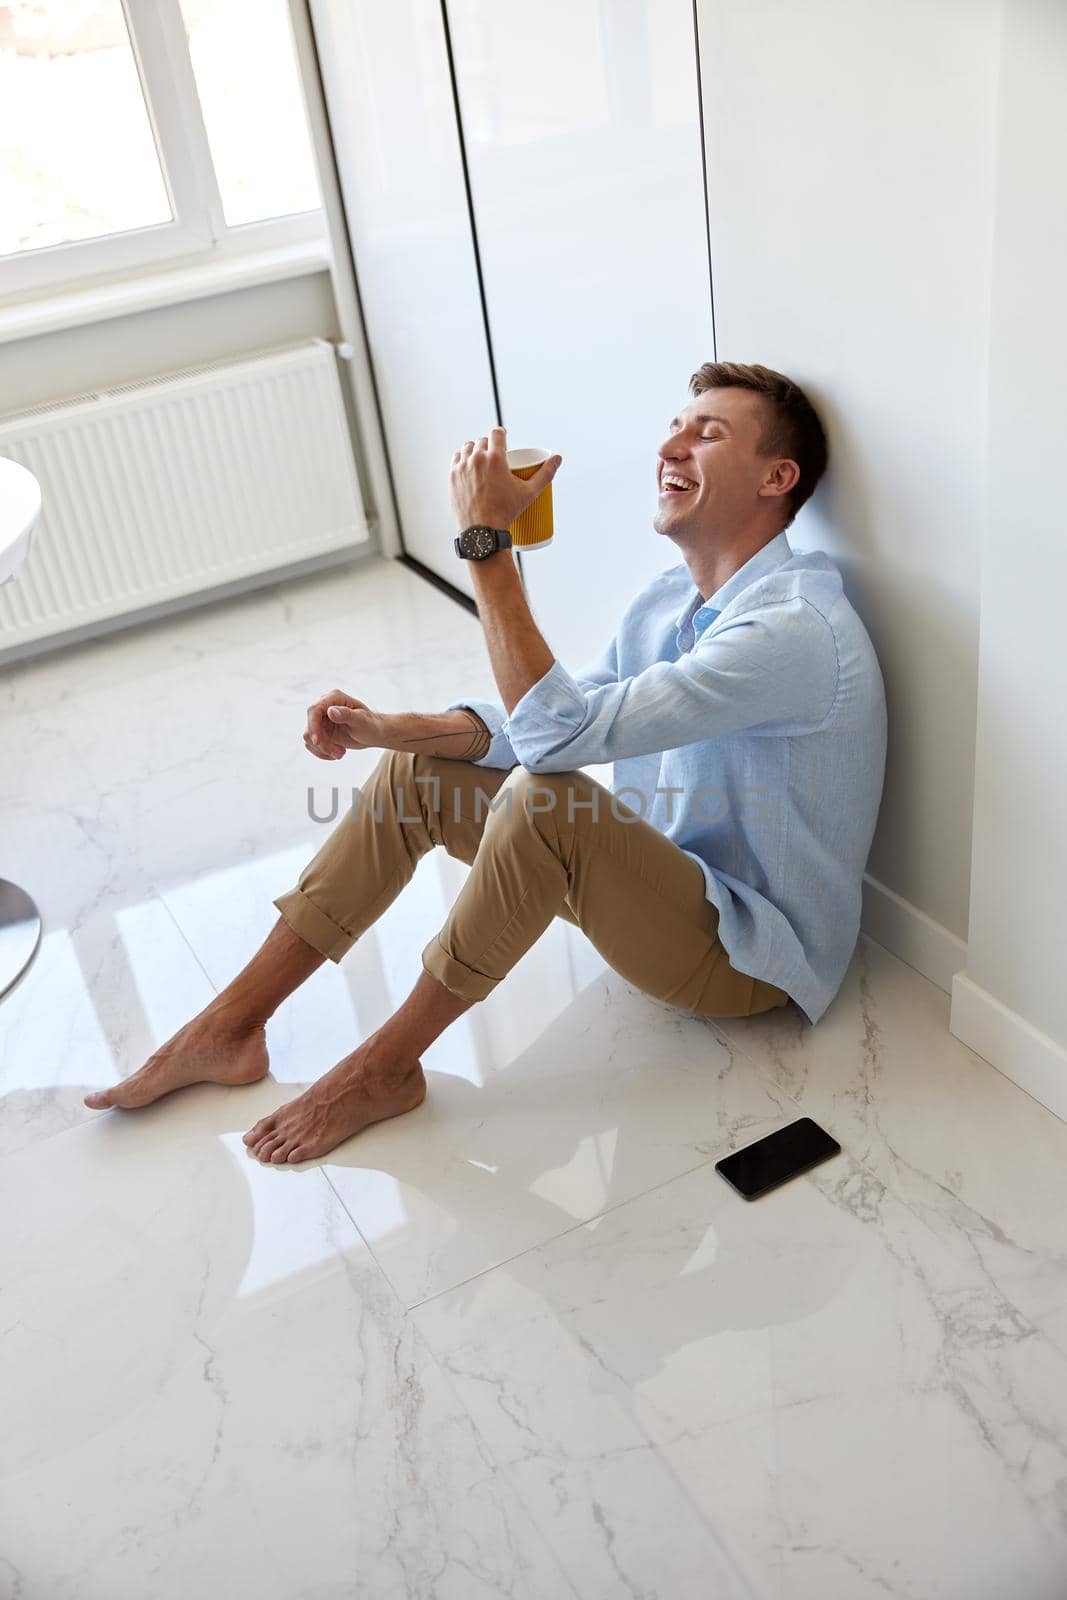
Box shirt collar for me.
[674,531,793,640]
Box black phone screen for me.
[715,1117,841,1200]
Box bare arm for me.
[467,550,555,714]
[379,708,491,760]
[447,425,560,714]
[304,690,490,761]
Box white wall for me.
[445,0,712,666]
[312,0,713,646]
[951,0,1067,1112]
[308,0,498,604]
[694,0,1001,986]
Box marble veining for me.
[3,554,1067,1596]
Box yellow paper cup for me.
[506,447,554,550]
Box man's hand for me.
[304,689,383,760]
[450,426,561,531]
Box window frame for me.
[0,0,327,308]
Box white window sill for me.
[0,240,333,347]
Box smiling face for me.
[653,387,800,544]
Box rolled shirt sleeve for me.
[443,630,621,770]
[441,698,518,768]
[502,598,840,772]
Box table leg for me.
[0,880,42,999]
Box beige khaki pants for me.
[274,750,791,1020]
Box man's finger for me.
[520,456,560,500]
[305,735,337,760]
[309,694,349,742]
[326,706,358,726]
[306,723,346,757]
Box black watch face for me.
[468,527,495,557]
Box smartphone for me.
[715,1117,841,1200]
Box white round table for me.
[1,456,43,998]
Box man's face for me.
[653,387,794,538]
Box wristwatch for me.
[454,524,513,561]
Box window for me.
[0,0,325,306]
[178,0,320,228]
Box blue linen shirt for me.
[447,531,887,1024]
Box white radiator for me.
[0,338,370,654]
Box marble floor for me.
[2,553,1067,1599]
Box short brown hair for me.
[689,361,828,530]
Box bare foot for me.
[84,1003,270,1111]
[243,1042,426,1166]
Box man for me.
[85,361,887,1167]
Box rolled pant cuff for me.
[273,888,354,963]
[421,934,496,1003]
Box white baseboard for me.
[860,871,967,995]
[845,875,1066,1125]
[950,972,1067,1124]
